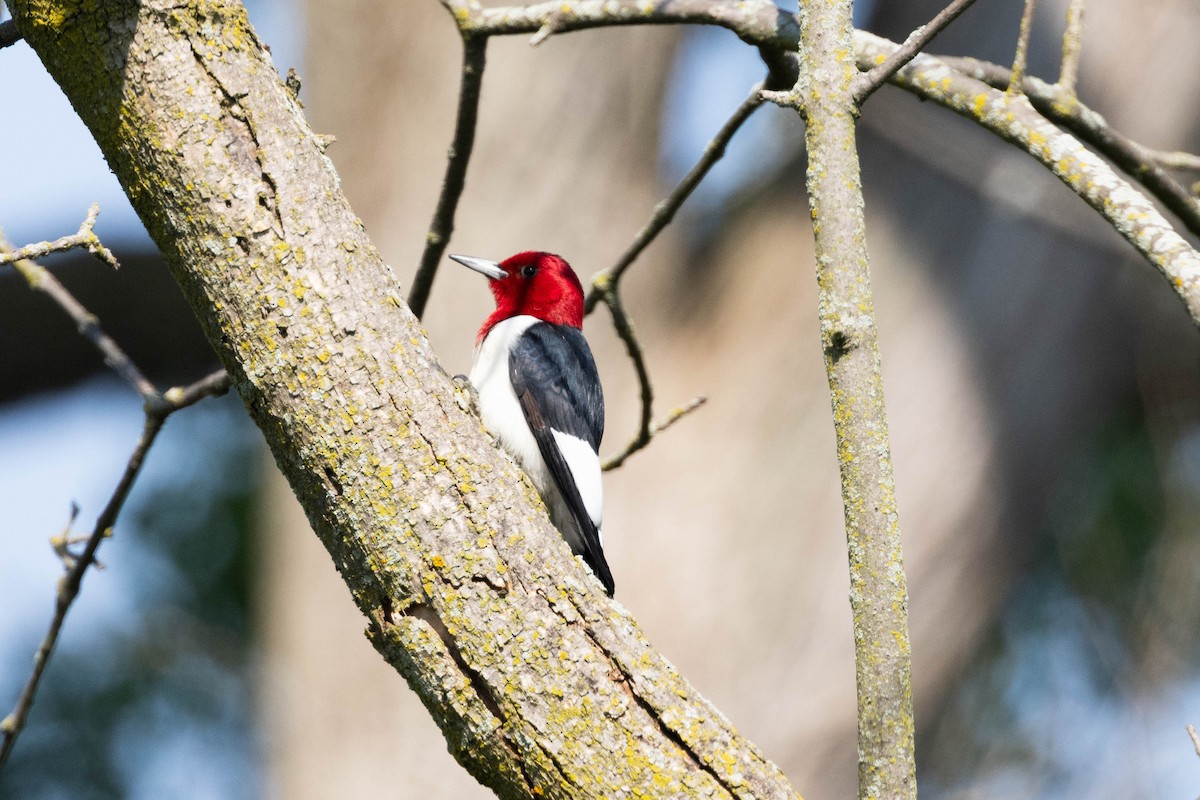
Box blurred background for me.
[2,0,1200,797]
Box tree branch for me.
[0,19,20,49]
[1057,0,1084,95]
[442,0,801,51]
[852,32,1200,326]
[937,54,1200,238]
[0,209,157,398]
[851,0,978,105]
[1008,0,1038,97]
[592,276,706,472]
[408,34,487,320]
[796,3,916,798]
[0,214,230,768]
[8,2,799,796]
[584,81,765,314]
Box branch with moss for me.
[779,1,918,797]
[936,54,1200,238]
[0,218,230,770]
[852,31,1200,327]
[7,1,801,797]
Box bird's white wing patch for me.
[551,429,603,529]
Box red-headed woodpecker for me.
[451,251,614,596]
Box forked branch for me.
[0,213,229,769]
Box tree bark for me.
[6,1,798,797]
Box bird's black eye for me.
[521,265,537,278]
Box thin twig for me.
[602,396,706,471]
[1008,0,1038,96]
[1188,723,1200,758]
[0,204,120,270]
[1057,0,1085,95]
[408,35,487,320]
[1,222,156,400]
[584,82,765,314]
[0,367,230,770]
[851,0,978,104]
[0,19,20,49]
[1145,149,1200,173]
[595,279,652,451]
[940,54,1200,238]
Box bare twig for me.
[0,204,120,270]
[1145,149,1200,173]
[593,277,706,471]
[408,35,487,320]
[0,214,230,768]
[584,81,765,314]
[0,366,230,770]
[0,223,156,399]
[0,19,19,49]
[602,396,706,471]
[1188,723,1200,758]
[1008,0,1038,96]
[1057,0,1085,95]
[939,55,1200,238]
[852,0,978,104]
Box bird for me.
[450,251,614,596]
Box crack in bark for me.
[552,592,741,798]
[186,38,286,237]
[402,600,506,722]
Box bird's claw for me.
[452,374,480,416]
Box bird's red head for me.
[451,251,585,344]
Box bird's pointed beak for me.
[449,254,506,280]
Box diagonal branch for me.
[851,0,978,105]
[0,367,229,771]
[854,32,1200,327]
[0,211,158,399]
[584,81,765,314]
[939,55,1200,238]
[408,34,487,319]
[0,19,20,49]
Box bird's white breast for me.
[470,315,551,489]
[470,315,604,541]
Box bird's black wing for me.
[509,323,613,595]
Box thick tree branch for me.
[795,4,917,799]
[7,1,799,796]
[936,54,1200,238]
[853,32,1200,327]
[408,35,487,319]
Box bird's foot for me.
[452,374,480,416]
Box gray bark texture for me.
[6,1,798,797]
